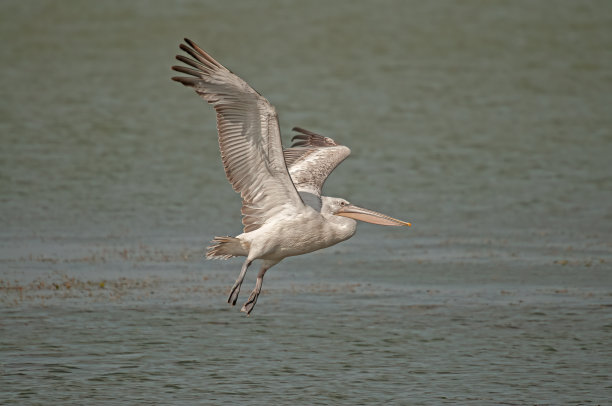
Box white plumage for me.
[172,39,410,315]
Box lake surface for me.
[1,1,611,404]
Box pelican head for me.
[328,197,411,227]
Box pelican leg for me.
[228,259,252,306]
[241,263,271,315]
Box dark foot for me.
[240,289,260,315]
[227,282,241,306]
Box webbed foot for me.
[228,282,241,306]
[240,289,260,315]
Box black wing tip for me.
[172,65,203,77]
[171,64,190,84]
[178,38,226,71]
[171,75,195,86]
[171,65,187,74]
[290,127,340,147]
[291,134,308,141]
[292,126,319,136]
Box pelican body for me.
[172,39,410,315]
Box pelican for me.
[172,39,411,315]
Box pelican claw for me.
[227,283,241,306]
[241,290,259,315]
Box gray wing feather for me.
[284,127,351,200]
[172,39,304,233]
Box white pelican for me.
[172,39,411,315]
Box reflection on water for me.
[1,0,611,404]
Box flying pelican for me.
[172,39,411,315]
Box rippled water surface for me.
[1,1,611,404]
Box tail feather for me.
[206,236,248,260]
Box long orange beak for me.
[336,204,411,227]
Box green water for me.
[1,1,611,404]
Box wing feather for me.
[284,127,351,200]
[172,39,303,233]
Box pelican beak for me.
[336,204,411,227]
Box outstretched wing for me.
[284,127,351,209]
[172,39,304,233]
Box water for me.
[1,1,611,404]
